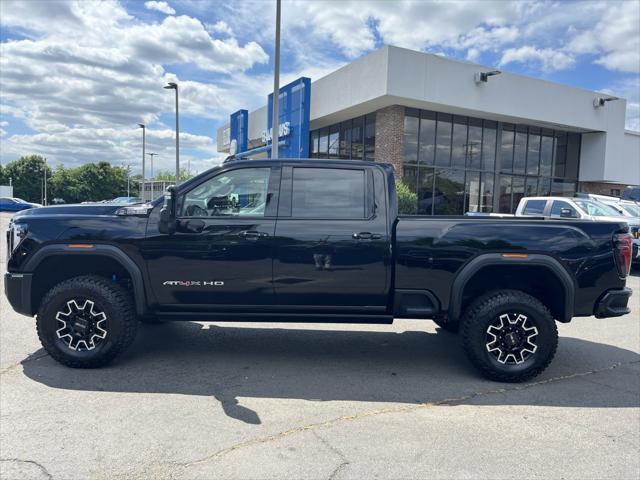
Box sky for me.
[0,0,638,176]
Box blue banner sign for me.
[230,109,248,154]
[267,77,311,158]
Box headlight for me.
[115,204,153,216]
[7,223,28,255]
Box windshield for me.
[574,199,622,217]
[620,203,640,217]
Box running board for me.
[155,312,394,324]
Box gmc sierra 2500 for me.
[5,160,634,382]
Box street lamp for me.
[271,0,281,159]
[138,123,145,200]
[164,82,180,184]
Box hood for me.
[12,203,124,220]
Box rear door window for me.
[291,168,366,218]
[522,199,546,215]
[550,200,579,218]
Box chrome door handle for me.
[353,232,382,240]
[239,230,269,240]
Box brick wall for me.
[578,181,627,197]
[375,105,405,178]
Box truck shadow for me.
[21,321,640,425]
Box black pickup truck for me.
[5,159,634,382]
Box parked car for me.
[622,186,640,202]
[576,193,640,265]
[5,160,634,382]
[0,197,41,212]
[515,196,628,222]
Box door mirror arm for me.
[158,185,177,234]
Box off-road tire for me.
[461,289,558,383]
[433,318,459,333]
[36,275,137,368]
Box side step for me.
[155,312,394,324]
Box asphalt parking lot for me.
[1,211,639,480]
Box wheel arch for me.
[449,253,575,323]
[24,244,147,316]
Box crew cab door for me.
[143,165,280,309]
[272,165,391,311]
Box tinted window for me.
[523,199,546,215]
[404,114,419,164]
[182,168,270,217]
[467,118,482,169]
[500,125,514,172]
[434,168,465,215]
[292,168,365,218]
[451,116,467,168]
[435,113,452,166]
[419,110,436,164]
[550,200,578,218]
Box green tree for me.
[396,180,418,215]
[0,164,8,186]
[153,168,190,182]
[2,155,51,203]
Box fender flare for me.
[449,253,575,323]
[24,244,147,316]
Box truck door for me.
[273,165,391,311]
[144,165,280,309]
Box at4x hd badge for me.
[163,281,224,287]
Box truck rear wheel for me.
[461,290,558,383]
[36,275,137,368]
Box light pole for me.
[43,157,48,206]
[138,124,145,200]
[271,0,281,159]
[164,82,180,184]
[123,163,131,197]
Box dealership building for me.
[217,45,640,214]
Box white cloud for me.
[0,0,269,168]
[499,46,576,72]
[568,1,640,73]
[206,20,233,37]
[144,1,175,15]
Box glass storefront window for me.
[435,113,452,166]
[525,176,538,197]
[554,133,567,177]
[403,113,419,164]
[467,118,482,170]
[511,176,525,211]
[513,126,527,174]
[419,110,436,164]
[552,178,576,197]
[339,120,351,159]
[451,115,467,168]
[566,133,580,179]
[364,114,376,161]
[538,177,551,196]
[527,128,541,175]
[328,125,339,158]
[434,168,465,215]
[352,116,363,159]
[482,120,497,172]
[465,171,481,212]
[500,124,515,172]
[480,173,494,213]
[540,133,554,176]
[310,130,319,158]
[499,175,512,213]
[318,128,328,156]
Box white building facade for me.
[218,46,640,214]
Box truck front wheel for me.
[461,290,558,382]
[36,275,138,368]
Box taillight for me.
[613,233,633,277]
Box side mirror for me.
[560,208,575,218]
[158,185,177,234]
